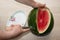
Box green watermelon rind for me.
[28,8,39,34]
[28,8,54,36]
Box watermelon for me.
[28,8,54,36]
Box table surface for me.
[0,0,60,40]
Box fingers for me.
[10,24,30,32]
[22,28,30,32]
[10,24,21,28]
[15,0,46,8]
[6,24,20,31]
[6,24,30,33]
[6,25,14,31]
[11,25,30,32]
[6,27,12,31]
[33,2,46,8]
[29,0,46,8]
[37,3,46,8]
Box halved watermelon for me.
[28,8,54,36]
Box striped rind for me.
[28,8,54,36]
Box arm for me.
[0,25,29,40]
[15,0,45,8]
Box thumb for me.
[22,28,30,32]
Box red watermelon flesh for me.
[37,9,50,33]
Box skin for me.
[0,25,30,40]
[15,0,45,8]
[0,0,46,40]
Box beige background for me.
[0,0,60,40]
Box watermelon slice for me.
[28,8,54,36]
[37,8,51,33]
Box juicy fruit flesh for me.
[37,9,50,33]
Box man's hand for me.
[6,25,30,38]
[6,25,30,33]
[15,0,46,8]
[0,25,29,40]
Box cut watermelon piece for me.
[28,8,54,36]
[37,9,51,33]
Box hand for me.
[5,25,30,39]
[6,25,30,33]
[15,0,46,8]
